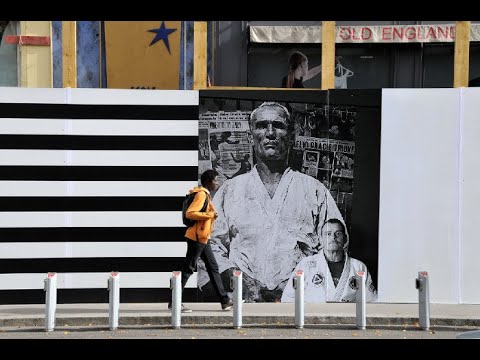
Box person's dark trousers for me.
[170,237,229,305]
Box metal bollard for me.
[415,271,430,330]
[170,271,182,329]
[108,271,120,330]
[293,270,304,329]
[354,271,366,330]
[232,270,243,329]
[44,272,57,332]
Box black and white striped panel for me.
[0,88,199,304]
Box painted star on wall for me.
[148,21,177,54]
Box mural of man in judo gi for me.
[197,101,345,302]
[281,218,377,303]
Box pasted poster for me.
[104,21,181,89]
[196,90,381,304]
[302,150,320,178]
[199,111,253,187]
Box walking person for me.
[169,169,234,312]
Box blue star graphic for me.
[148,21,177,54]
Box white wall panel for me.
[459,88,480,304]
[68,88,198,105]
[0,212,182,228]
[0,87,65,104]
[0,119,198,136]
[0,181,197,197]
[0,150,197,166]
[0,118,65,134]
[68,119,199,135]
[0,242,186,259]
[379,89,460,303]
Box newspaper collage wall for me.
[199,99,356,229]
[291,104,356,226]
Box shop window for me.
[468,42,480,86]
[247,43,393,89]
[422,44,454,88]
[413,42,480,88]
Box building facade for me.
[212,21,480,89]
[1,21,479,90]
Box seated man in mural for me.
[281,218,377,303]
[197,101,345,302]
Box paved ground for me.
[0,324,472,339]
[0,302,478,340]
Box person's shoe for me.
[180,305,192,313]
[221,299,234,311]
[167,303,192,313]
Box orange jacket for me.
[184,186,216,244]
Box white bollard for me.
[170,271,182,329]
[232,270,243,329]
[293,270,304,329]
[354,271,366,330]
[416,271,430,330]
[108,271,120,330]
[44,272,57,332]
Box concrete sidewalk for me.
[0,303,479,328]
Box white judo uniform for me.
[281,250,377,303]
[197,166,345,301]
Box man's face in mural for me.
[251,105,290,161]
[322,222,346,251]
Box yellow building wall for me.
[19,21,52,88]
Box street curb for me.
[1,316,479,328]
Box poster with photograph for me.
[196,89,381,305]
[318,151,334,170]
[302,150,319,177]
[294,136,356,195]
[198,128,209,161]
[199,111,253,187]
[198,119,212,176]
